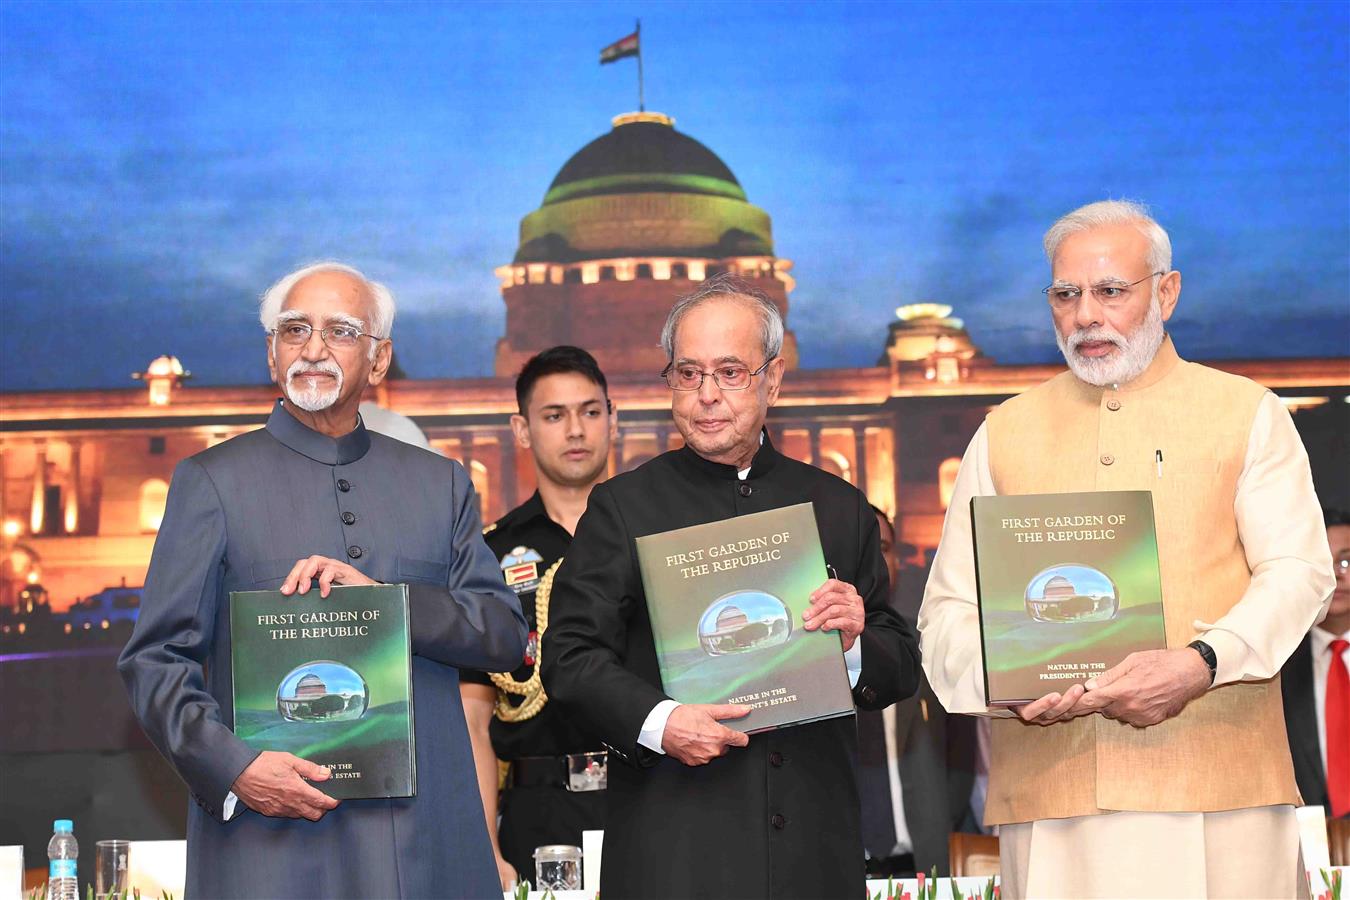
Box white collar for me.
[737,432,766,480]
[1312,624,1350,655]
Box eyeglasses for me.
[271,321,384,350]
[1043,272,1164,309]
[661,359,774,391]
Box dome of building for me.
[880,303,982,364]
[512,112,776,264]
[542,112,746,206]
[145,355,186,378]
[1042,575,1076,599]
[495,111,797,377]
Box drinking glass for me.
[95,840,130,900]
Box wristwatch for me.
[1187,639,1217,685]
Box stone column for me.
[890,407,905,540]
[458,433,482,520]
[498,431,518,512]
[807,424,822,468]
[30,442,46,534]
[65,441,82,534]
[853,427,869,495]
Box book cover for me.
[971,490,1167,706]
[635,502,853,733]
[229,583,415,799]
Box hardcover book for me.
[971,490,1167,706]
[635,502,853,733]
[229,583,415,799]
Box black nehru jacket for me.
[542,434,920,900]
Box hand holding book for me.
[230,584,416,801]
[1010,684,1092,726]
[1011,647,1210,727]
[659,703,752,766]
[1074,647,1212,726]
[635,503,855,734]
[280,555,378,597]
[231,750,340,820]
[970,491,1168,707]
[801,578,864,651]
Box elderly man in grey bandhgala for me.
[118,261,527,899]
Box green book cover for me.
[635,502,853,733]
[971,490,1167,706]
[229,583,415,799]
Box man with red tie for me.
[1282,508,1350,819]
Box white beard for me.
[1056,297,1166,387]
[285,357,343,412]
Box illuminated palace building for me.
[2,112,1347,613]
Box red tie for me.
[1329,638,1350,818]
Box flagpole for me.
[636,19,644,112]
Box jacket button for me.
[341,511,356,525]
[1106,399,1121,411]
[738,483,752,497]
[1100,454,1115,466]
[347,545,363,559]
[337,479,351,492]
[770,814,786,830]
[769,751,784,767]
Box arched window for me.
[938,457,962,510]
[139,479,170,532]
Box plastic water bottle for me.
[47,819,78,900]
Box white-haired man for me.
[119,262,527,898]
[543,275,919,898]
[920,201,1334,898]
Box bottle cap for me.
[53,819,73,832]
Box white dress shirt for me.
[1311,625,1350,778]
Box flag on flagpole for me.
[600,31,639,65]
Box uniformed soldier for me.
[461,345,618,888]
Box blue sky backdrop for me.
[2,1,1347,390]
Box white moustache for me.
[285,358,343,412]
[287,358,343,382]
[1067,327,1127,352]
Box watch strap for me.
[1187,639,1217,685]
